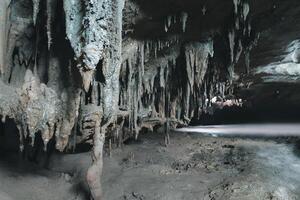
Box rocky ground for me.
[1,132,300,200]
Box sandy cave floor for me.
[1,132,300,200]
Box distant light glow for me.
[175,124,300,137]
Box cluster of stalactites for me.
[229,0,252,79]
[185,41,214,91]
[0,69,81,152]
[32,0,55,49]
[182,41,218,121]
[0,0,124,153]
[119,38,181,138]
[118,38,231,139]
[164,12,188,33]
[0,0,248,152]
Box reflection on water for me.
[176,123,300,137]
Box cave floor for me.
[102,133,300,200]
[1,132,300,200]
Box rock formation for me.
[1,0,300,199]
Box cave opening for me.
[0,116,57,168]
[0,117,20,154]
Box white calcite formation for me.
[229,0,252,78]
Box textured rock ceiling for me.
[125,0,300,83]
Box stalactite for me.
[0,0,11,75]
[0,0,257,198]
[117,37,227,136]
[227,0,253,81]
[233,0,240,14]
[185,41,214,90]
[46,0,54,50]
[32,0,40,25]
[181,12,188,33]
[164,15,175,33]
[242,3,250,21]
[245,50,250,74]
[228,31,235,63]
[63,0,83,59]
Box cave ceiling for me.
[125,0,300,83]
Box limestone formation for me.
[3,0,299,199]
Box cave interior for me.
[1,0,300,199]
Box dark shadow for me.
[71,182,91,200]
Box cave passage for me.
[1,0,300,199]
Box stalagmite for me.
[86,112,103,200]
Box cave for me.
[1,0,300,199]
